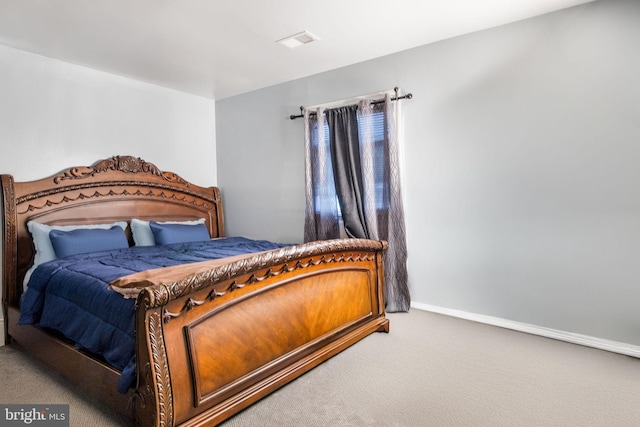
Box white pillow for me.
[23,221,128,289]
[131,218,206,246]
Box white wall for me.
[0,45,216,183]
[0,44,217,343]
[216,0,640,346]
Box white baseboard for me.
[411,302,640,358]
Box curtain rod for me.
[289,87,413,120]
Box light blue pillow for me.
[49,226,129,258]
[24,220,128,289]
[149,221,210,245]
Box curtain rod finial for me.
[289,106,305,120]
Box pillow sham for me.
[49,226,129,258]
[23,220,128,289]
[131,218,206,246]
[149,221,211,245]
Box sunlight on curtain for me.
[304,107,340,241]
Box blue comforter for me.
[19,237,289,392]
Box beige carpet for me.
[2,309,640,426]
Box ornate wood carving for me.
[17,186,216,215]
[147,311,174,427]
[162,242,384,321]
[143,239,387,310]
[53,155,188,185]
[1,175,18,307]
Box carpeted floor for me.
[2,309,640,426]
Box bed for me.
[1,155,389,426]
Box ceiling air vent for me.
[276,31,320,48]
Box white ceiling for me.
[0,0,593,100]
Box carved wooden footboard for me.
[1,156,389,427]
[131,239,388,426]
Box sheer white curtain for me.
[303,92,410,312]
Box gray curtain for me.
[304,107,340,241]
[358,96,410,312]
[325,105,369,239]
[303,94,410,312]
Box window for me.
[306,101,390,240]
[302,92,410,311]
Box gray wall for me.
[216,0,640,345]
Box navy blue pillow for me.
[49,226,129,258]
[149,221,210,245]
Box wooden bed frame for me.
[1,155,389,426]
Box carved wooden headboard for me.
[1,155,224,307]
